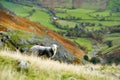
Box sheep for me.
[29,44,57,58]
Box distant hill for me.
[6,0,109,10]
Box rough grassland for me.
[0,50,120,80]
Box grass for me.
[0,0,32,17]
[97,32,120,55]
[104,33,120,45]
[90,10,110,17]
[55,8,120,28]
[0,50,119,80]
[55,8,95,19]
[57,20,77,28]
[101,45,120,54]
[69,38,93,52]
[0,30,43,50]
[76,38,93,52]
[29,10,60,31]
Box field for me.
[0,50,120,80]
[100,33,120,54]
[55,8,120,28]
[69,38,93,52]
[55,8,95,19]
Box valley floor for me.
[0,50,120,80]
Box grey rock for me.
[1,35,9,42]
[17,60,30,69]
[20,47,29,53]
[28,39,40,45]
[19,39,28,45]
[113,73,120,78]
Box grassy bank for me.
[0,50,119,80]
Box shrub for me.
[90,57,100,64]
[83,55,89,61]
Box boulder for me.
[17,60,30,70]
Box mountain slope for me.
[0,10,84,58]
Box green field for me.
[69,38,93,52]
[0,0,32,17]
[55,8,95,19]
[57,20,120,30]
[54,8,120,33]
[104,33,120,45]
[77,20,120,26]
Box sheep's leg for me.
[38,49,44,56]
[45,49,52,57]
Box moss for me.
[0,56,15,69]
[8,30,31,43]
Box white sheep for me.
[29,44,57,58]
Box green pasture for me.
[90,10,110,17]
[0,0,32,17]
[29,10,61,31]
[69,38,93,52]
[68,8,94,19]
[101,45,120,54]
[104,33,120,45]
[57,20,77,28]
[55,8,120,30]
[77,20,120,26]
[75,38,93,51]
[58,19,120,30]
[55,8,95,19]
[90,11,120,21]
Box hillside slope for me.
[0,50,119,80]
[0,10,84,58]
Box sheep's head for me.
[51,44,58,58]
